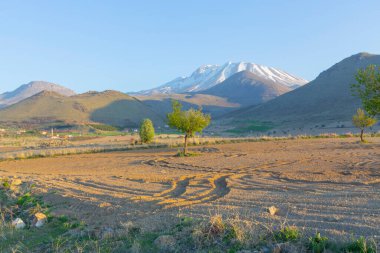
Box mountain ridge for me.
[137,61,308,94]
[0,89,164,127]
[226,52,380,128]
[0,81,76,108]
[201,70,292,107]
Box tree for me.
[167,101,211,155]
[352,108,377,142]
[352,64,380,117]
[139,119,155,143]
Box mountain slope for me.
[201,71,292,107]
[138,62,308,94]
[135,93,239,118]
[0,81,76,108]
[0,90,164,127]
[228,52,380,127]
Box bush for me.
[309,232,328,253]
[192,215,246,250]
[346,236,376,253]
[273,226,300,242]
[139,119,155,143]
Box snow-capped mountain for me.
[139,62,308,94]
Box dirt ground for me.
[1,137,379,240]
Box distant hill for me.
[0,81,76,108]
[226,52,380,129]
[0,90,164,127]
[136,61,307,94]
[201,71,292,107]
[134,93,239,118]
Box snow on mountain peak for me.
[139,61,308,94]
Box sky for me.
[0,0,379,94]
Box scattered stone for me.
[268,206,278,216]
[33,212,47,228]
[154,235,176,252]
[12,218,26,229]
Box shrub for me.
[139,119,155,143]
[346,236,376,253]
[273,226,300,242]
[309,232,328,253]
[192,215,246,250]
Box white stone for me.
[33,212,47,228]
[12,218,26,229]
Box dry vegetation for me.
[0,136,379,252]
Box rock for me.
[11,179,22,186]
[268,206,278,216]
[33,212,47,227]
[154,235,176,252]
[12,218,26,229]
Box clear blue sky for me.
[1,0,379,93]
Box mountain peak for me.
[0,81,76,108]
[202,70,292,107]
[352,52,376,59]
[137,61,308,94]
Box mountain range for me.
[0,90,163,127]
[0,53,378,133]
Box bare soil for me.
[1,137,379,239]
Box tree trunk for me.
[360,129,364,142]
[184,134,188,155]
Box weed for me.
[346,236,377,253]
[273,226,301,242]
[2,179,11,189]
[309,232,328,253]
[192,215,246,251]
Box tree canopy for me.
[167,101,211,155]
[352,64,380,117]
[139,118,155,143]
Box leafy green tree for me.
[352,108,377,142]
[139,119,155,143]
[352,64,380,117]
[167,101,211,155]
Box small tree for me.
[139,119,155,143]
[352,64,380,117]
[352,108,377,142]
[167,101,211,155]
